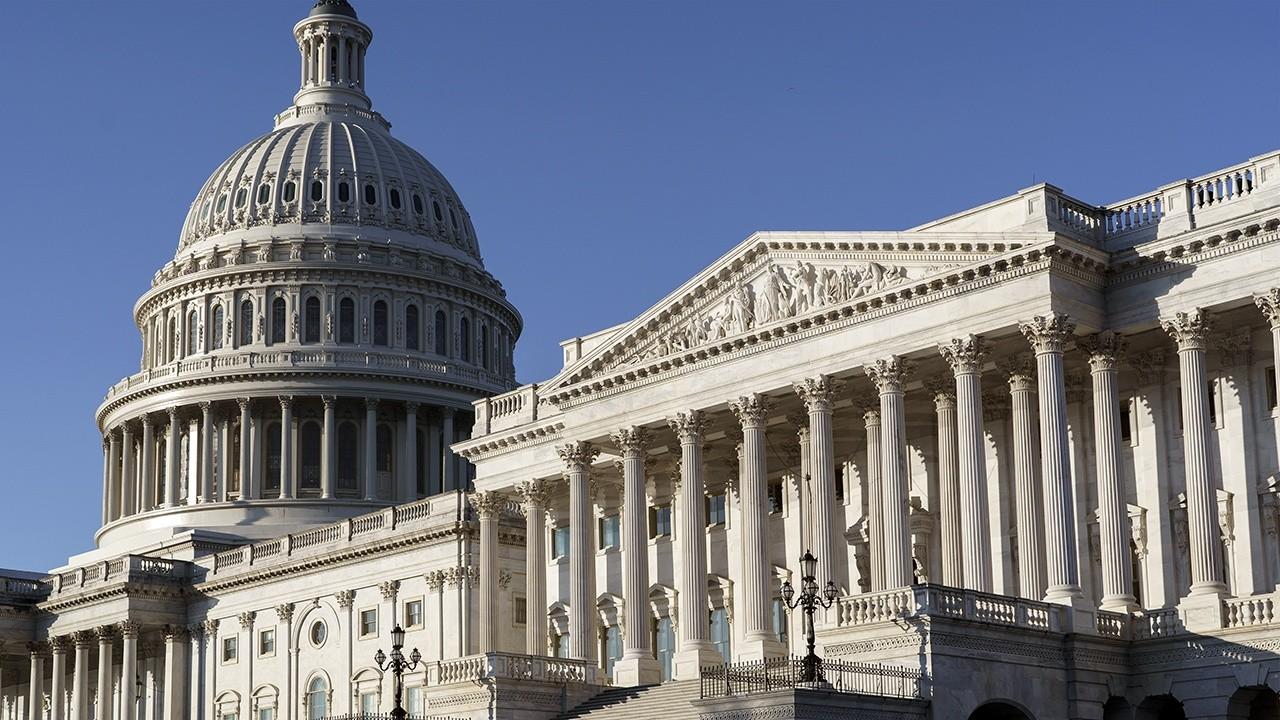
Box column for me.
[1161,310,1228,597]
[49,637,68,720]
[728,397,786,659]
[403,403,419,501]
[162,628,186,720]
[427,414,442,495]
[120,423,137,518]
[929,383,963,588]
[667,411,720,679]
[1004,359,1046,601]
[862,406,884,592]
[517,481,550,656]
[107,430,122,521]
[198,402,214,503]
[190,624,208,720]
[217,415,231,502]
[27,643,45,720]
[237,398,252,500]
[441,408,456,492]
[794,377,841,599]
[1020,313,1084,605]
[471,491,504,654]
[610,428,662,683]
[1085,333,1139,612]
[278,396,294,500]
[364,399,379,501]
[96,626,114,720]
[558,441,599,662]
[866,358,913,588]
[164,408,180,507]
[941,335,992,592]
[119,623,138,720]
[71,631,92,720]
[101,438,111,525]
[139,416,155,512]
[320,396,336,499]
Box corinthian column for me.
[119,622,139,720]
[199,402,214,503]
[728,397,785,659]
[1162,310,1227,597]
[364,399,379,501]
[321,396,336,499]
[667,411,720,679]
[279,396,295,500]
[71,631,93,720]
[27,643,45,720]
[120,423,137,517]
[927,382,963,588]
[471,491,505,654]
[794,376,842,600]
[164,408,180,507]
[162,627,187,720]
[866,357,913,589]
[610,427,662,685]
[517,480,551,656]
[49,637,68,720]
[558,441,599,662]
[107,430,122,521]
[96,626,115,720]
[1020,313,1083,604]
[1003,358,1046,600]
[861,404,884,591]
[139,416,155,512]
[237,398,252,500]
[940,335,992,591]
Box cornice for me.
[37,582,188,615]
[1107,214,1280,288]
[456,422,566,462]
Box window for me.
[201,198,213,220]
[412,193,424,215]
[308,621,327,648]
[265,422,282,493]
[405,304,420,351]
[432,200,443,222]
[767,481,784,515]
[216,193,228,213]
[282,180,296,203]
[460,317,471,362]
[598,514,620,550]
[603,626,622,676]
[359,608,378,638]
[168,316,177,362]
[305,677,327,720]
[706,493,727,527]
[221,713,238,720]
[187,310,199,355]
[271,297,286,344]
[211,305,225,349]
[363,184,377,205]
[360,693,377,714]
[221,636,238,663]
[1208,380,1218,425]
[258,628,276,657]
[257,709,275,720]
[481,322,490,369]
[449,208,458,228]
[309,179,324,202]
[415,428,428,496]
[300,422,321,490]
[405,687,423,715]
[710,608,730,662]
[650,505,672,539]
[434,310,448,355]
[376,424,393,474]
[835,464,845,503]
[338,298,355,344]
[514,596,527,626]
[553,633,570,659]
[654,618,674,682]
[772,598,788,645]
[404,599,423,629]
[256,183,270,205]
[1120,402,1133,443]
[372,300,388,346]
[304,297,321,343]
[389,188,402,210]
[234,187,248,208]
[1267,366,1278,410]
[337,181,350,203]
[337,421,359,491]
[239,299,253,346]
[552,526,571,559]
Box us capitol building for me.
[3,3,1280,720]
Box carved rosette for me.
[1161,309,1212,351]
[923,379,955,410]
[1082,331,1127,373]
[557,441,599,472]
[667,410,707,444]
[729,394,771,430]
[865,356,909,394]
[794,375,841,413]
[516,479,553,510]
[275,603,295,623]
[119,620,142,639]
[335,590,355,609]
[378,580,400,600]
[610,427,651,460]
[1019,313,1076,354]
[470,491,507,519]
[938,335,987,375]
[1256,288,1280,329]
[237,612,256,630]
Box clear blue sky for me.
[1,1,1276,571]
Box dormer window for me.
[363,184,377,205]
[337,181,350,203]
[282,180,297,203]
[412,193,424,215]
[389,188,402,210]
[310,180,324,202]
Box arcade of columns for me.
[469,299,1280,680]
[98,397,472,524]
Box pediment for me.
[549,231,1034,388]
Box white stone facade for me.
[2,2,1280,720]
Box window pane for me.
[300,423,321,489]
[405,305,420,350]
[434,310,448,355]
[240,300,254,345]
[212,306,225,350]
[271,298,286,343]
[373,301,388,346]
[304,297,321,343]
[339,299,355,344]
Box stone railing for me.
[835,584,1061,633]
[47,555,188,597]
[0,573,49,602]
[1224,592,1279,629]
[700,656,924,700]
[428,652,604,687]
[1132,608,1183,639]
[474,383,541,434]
[207,495,455,577]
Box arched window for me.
[167,316,177,362]
[459,317,471,362]
[271,298,287,344]
[265,422,282,494]
[187,310,199,355]
[405,304,420,351]
[216,193,228,214]
[306,677,328,720]
[376,424,393,474]
[338,298,355,344]
[372,300,388,347]
[480,322,490,370]
[239,299,253,346]
[434,310,448,356]
[337,421,359,491]
[304,297,321,343]
[299,422,321,491]
[211,305,225,350]
[449,207,459,228]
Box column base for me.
[614,654,662,687]
[736,634,787,662]
[673,643,723,681]
[1099,594,1139,614]
[1045,588,1096,634]
[1179,589,1228,632]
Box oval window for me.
[310,180,324,202]
[337,181,350,203]
[363,184,377,205]
[215,193,228,214]
[449,208,458,228]
[256,183,270,204]
[201,199,213,220]
[412,194,423,215]
[389,188,401,210]
[309,620,327,647]
[282,180,297,203]
[234,187,248,208]
[432,200,443,222]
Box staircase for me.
[556,681,702,719]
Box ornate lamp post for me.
[780,549,838,684]
[373,624,421,719]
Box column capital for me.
[1255,288,1280,329]
[923,378,955,409]
[793,375,842,412]
[198,400,213,414]
[275,602,296,623]
[378,579,400,600]
[139,413,153,429]
[236,396,251,411]
[27,641,49,657]
[95,624,117,642]
[1160,309,1212,350]
[470,490,507,519]
[321,395,337,408]
[161,625,188,643]
[516,479,553,508]
[278,395,294,411]
[335,590,355,609]
[365,397,380,412]
[167,405,179,420]
[558,441,599,471]
[667,410,707,444]
[72,630,97,648]
[48,635,70,654]
[237,611,256,630]
[1214,330,1252,368]
[786,412,810,441]
[611,427,652,457]
[862,407,881,426]
[118,620,142,639]
[1083,331,1127,372]
[865,356,910,393]
[938,334,987,374]
[729,394,772,429]
[405,400,421,414]
[1019,313,1076,354]
[998,355,1037,392]
[201,618,219,636]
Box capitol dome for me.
[91,0,519,558]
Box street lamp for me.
[374,624,421,720]
[780,549,838,684]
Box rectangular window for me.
[654,617,674,682]
[552,526,571,559]
[258,628,275,657]
[1208,380,1218,425]
[706,493,726,527]
[221,636,238,664]
[603,626,622,676]
[599,514,621,550]
[404,599,424,630]
[257,709,275,720]
[835,464,845,503]
[650,505,672,538]
[360,608,378,638]
[406,687,424,715]
[554,633,570,658]
[1119,402,1133,443]
[772,598,789,645]
[221,713,238,720]
[360,692,377,714]
[1266,366,1278,410]
[710,608,731,662]
[767,481,784,515]
[514,596,527,626]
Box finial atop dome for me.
[310,0,358,19]
[289,0,374,113]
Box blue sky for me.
[0,1,1276,571]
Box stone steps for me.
[555,681,701,720]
